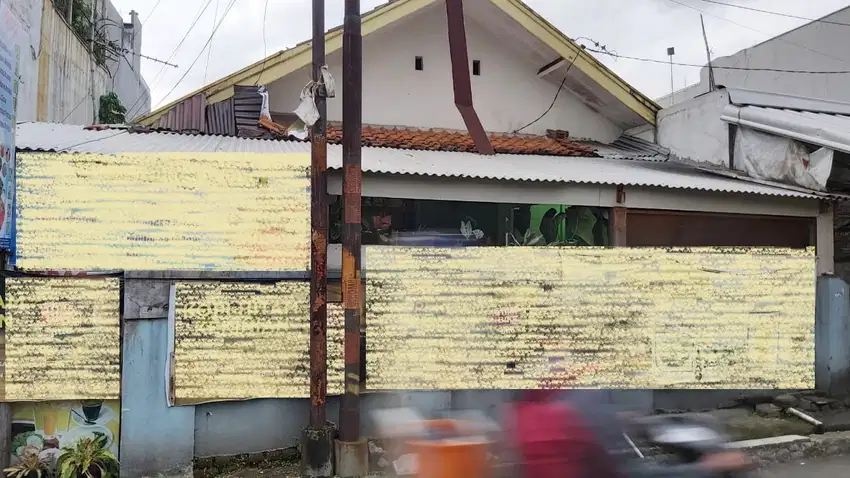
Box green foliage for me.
[98,93,126,124]
[56,433,118,478]
[4,453,50,478]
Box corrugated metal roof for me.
[588,135,669,161]
[5,278,121,400]
[722,104,850,155]
[15,123,826,199]
[173,281,344,401]
[365,246,815,390]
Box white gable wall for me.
[267,4,622,143]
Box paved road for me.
[759,456,850,477]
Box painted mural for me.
[9,400,120,472]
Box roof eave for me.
[489,0,660,125]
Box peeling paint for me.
[5,278,121,400]
[15,152,310,271]
[172,282,343,401]
[365,246,816,390]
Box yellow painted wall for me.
[5,278,120,400]
[172,282,344,401]
[365,246,815,390]
[15,152,310,271]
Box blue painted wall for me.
[121,318,195,477]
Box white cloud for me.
[110,0,850,109]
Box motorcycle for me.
[629,412,752,477]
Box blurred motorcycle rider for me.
[505,389,752,478]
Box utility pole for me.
[667,46,675,104]
[336,0,367,474]
[301,0,333,476]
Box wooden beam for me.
[537,57,565,77]
[817,201,835,276]
[610,207,627,247]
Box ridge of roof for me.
[136,0,659,128]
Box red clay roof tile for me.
[326,125,598,157]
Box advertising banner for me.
[0,1,22,251]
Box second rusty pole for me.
[336,0,367,476]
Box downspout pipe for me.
[446,0,494,155]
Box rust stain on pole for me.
[340,0,363,444]
[309,0,329,430]
[446,0,494,155]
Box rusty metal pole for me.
[301,0,333,476]
[336,0,367,476]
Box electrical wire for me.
[125,0,217,119]
[583,46,850,74]
[158,0,239,106]
[203,0,222,83]
[694,0,850,27]
[255,0,271,86]
[512,53,579,134]
[664,0,850,66]
[57,130,128,152]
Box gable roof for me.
[137,0,660,127]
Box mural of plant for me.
[4,452,50,478]
[56,433,118,478]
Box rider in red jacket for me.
[505,390,752,478]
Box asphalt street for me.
[759,456,850,477]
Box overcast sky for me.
[110,0,850,115]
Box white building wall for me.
[267,5,622,142]
[659,7,850,106]
[657,89,730,168]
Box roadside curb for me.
[739,432,850,465]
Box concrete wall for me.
[38,1,110,124]
[657,7,850,106]
[657,89,730,167]
[3,0,148,124]
[3,0,43,122]
[266,5,622,142]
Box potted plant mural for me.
[56,433,118,478]
[4,452,50,478]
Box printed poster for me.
[10,400,120,471]
[0,1,22,251]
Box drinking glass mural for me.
[9,400,120,473]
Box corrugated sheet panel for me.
[206,98,236,136]
[14,124,828,199]
[172,282,343,402]
[157,94,207,133]
[233,86,263,132]
[15,152,310,271]
[5,278,121,400]
[365,246,815,390]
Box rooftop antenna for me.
[667,46,675,103]
[700,14,717,92]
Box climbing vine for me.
[98,92,127,124]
